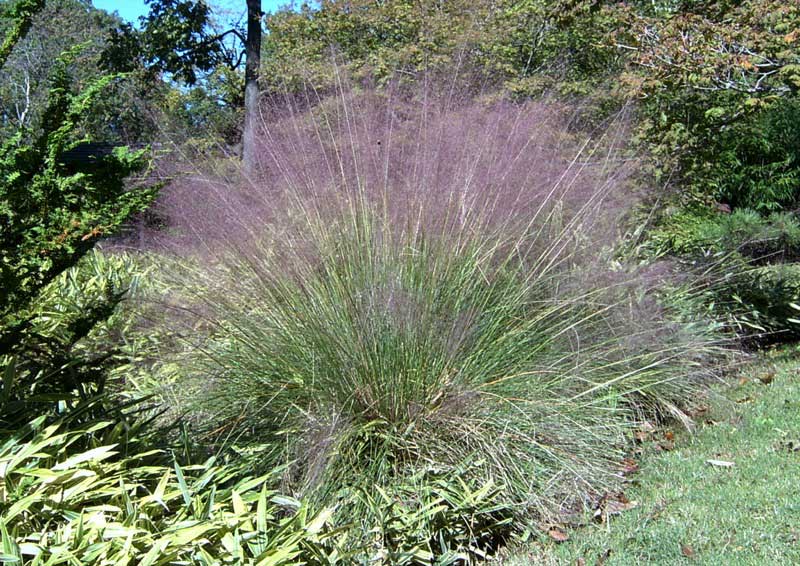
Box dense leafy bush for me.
[706,263,800,343]
[262,0,624,99]
[643,208,800,344]
[619,0,800,206]
[0,417,345,564]
[710,100,800,213]
[356,467,514,564]
[1,251,148,432]
[646,209,800,260]
[0,1,158,428]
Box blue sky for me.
[92,1,295,25]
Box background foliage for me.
[2,0,800,562]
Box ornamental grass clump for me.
[155,86,718,529]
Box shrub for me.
[710,99,800,213]
[644,208,800,261]
[641,207,800,344]
[356,465,514,564]
[703,262,800,343]
[1,251,148,432]
[0,5,158,427]
[0,416,344,564]
[151,88,719,553]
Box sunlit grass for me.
[505,354,800,564]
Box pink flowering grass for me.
[148,81,720,528]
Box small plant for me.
[356,465,514,564]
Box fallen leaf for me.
[575,559,586,566]
[640,421,656,433]
[664,431,675,441]
[548,527,570,543]
[758,373,775,385]
[681,544,695,558]
[706,459,735,468]
[634,430,649,443]
[657,440,675,451]
[621,458,639,475]
[593,494,638,522]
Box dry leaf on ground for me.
[548,527,570,542]
[758,372,775,385]
[621,458,639,475]
[593,493,638,522]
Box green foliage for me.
[0,414,523,563]
[707,211,800,259]
[168,190,717,537]
[618,0,800,212]
[646,208,800,259]
[710,263,800,341]
[98,0,254,146]
[0,252,150,431]
[0,0,43,66]
[643,208,800,343]
[262,0,624,97]
[0,0,152,143]
[0,11,158,427]
[0,67,153,325]
[709,99,800,212]
[0,417,344,564]
[263,0,475,90]
[166,65,245,146]
[101,0,223,86]
[641,208,719,257]
[357,468,514,564]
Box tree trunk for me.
[242,0,261,173]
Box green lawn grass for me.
[504,351,800,565]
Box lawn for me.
[505,352,800,565]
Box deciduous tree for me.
[102,0,263,169]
